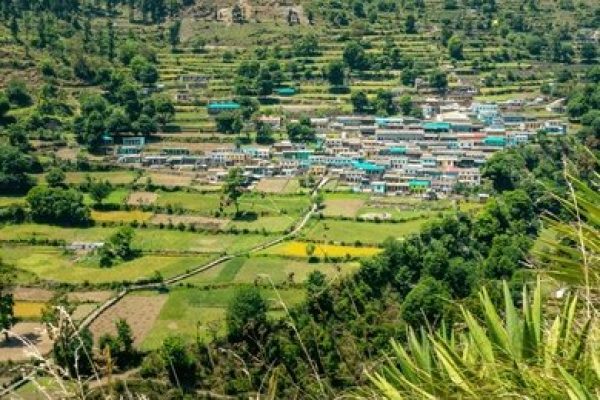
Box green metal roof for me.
[409,179,431,187]
[423,122,451,131]
[276,87,296,96]
[484,136,506,146]
[352,161,385,172]
[207,101,240,110]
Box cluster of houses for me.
[113,100,567,196]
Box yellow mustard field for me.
[91,210,153,223]
[266,241,381,258]
[14,301,46,318]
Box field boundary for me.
[76,177,328,333]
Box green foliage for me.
[369,280,600,399]
[326,60,346,86]
[45,167,65,188]
[448,35,464,60]
[222,167,245,214]
[0,145,36,194]
[26,186,90,226]
[89,180,113,205]
[226,286,267,341]
[5,79,32,107]
[287,117,316,143]
[400,276,450,327]
[161,335,196,387]
[0,260,16,342]
[99,226,137,267]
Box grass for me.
[2,245,215,283]
[0,195,26,207]
[226,215,295,232]
[83,188,130,206]
[141,286,306,350]
[155,191,310,217]
[65,171,138,185]
[0,224,275,254]
[234,256,361,284]
[262,240,381,259]
[303,218,426,244]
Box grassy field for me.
[0,224,275,254]
[141,286,306,350]
[233,256,361,284]
[303,218,426,244]
[83,188,130,206]
[155,191,310,217]
[1,245,215,283]
[65,171,139,185]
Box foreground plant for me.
[367,278,599,399]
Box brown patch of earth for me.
[89,294,167,347]
[0,322,52,362]
[127,191,158,206]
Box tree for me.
[581,42,597,63]
[429,69,448,93]
[293,34,319,57]
[154,96,175,130]
[89,180,112,206]
[351,90,370,113]
[447,35,464,60]
[401,277,449,327]
[168,20,181,50]
[226,286,267,341]
[405,14,417,34]
[482,151,526,192]
[287,118,316,143]
[99,226,136,267]
[232,4,244,24]
[161,335,196,386]
[373,90,396,116]
[5,79,32,107]
[222,167,245,215]
[190,35,206,54]
[27,187,90,226]
[43,295,94,377]
[45,167,66,188]
[0,93,10,121]
[0,260,16,342]
[255,122,275,145]
[216,112,243,134]
[130,56,158,85]
[343,41,368,70]
[398,95,413,115]
[326,60,346,86]
[0,145,36,194]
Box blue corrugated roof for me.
[352,161,385,172]
[207,101,240,110]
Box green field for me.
[156,191,310,217]
[141,286,306,350]
[0,224,275,254]
[303,218,427,244]
[182,255,360,286]
[1,245,214,283]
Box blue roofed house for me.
[207,101,241,114]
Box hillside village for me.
[113,92,567,197]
